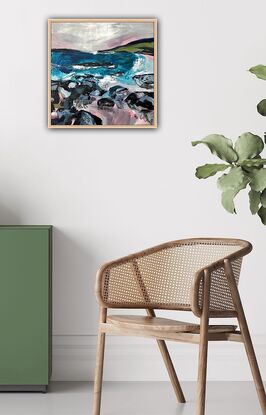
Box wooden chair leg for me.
[196,270,211,415]
[157,339,186,403]
[225,260,266,415]
[93,308,107,415]
[146,309,186,403]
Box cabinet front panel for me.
[0,228,50,385]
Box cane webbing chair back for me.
[96,238,251,317]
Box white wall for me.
[1,0,266,380]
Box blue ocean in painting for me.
[51,49,153,86]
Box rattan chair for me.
[93,238,266,415]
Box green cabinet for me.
[0,226,52,391]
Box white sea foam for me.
[130,54,154,78]
[98,75,117,90]
[72,64,115,70]
[132,56,144,73]
[72,65,88,70]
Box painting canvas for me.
[48,19,157,128]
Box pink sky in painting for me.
[52,22,154,52]
[105,34,141,50]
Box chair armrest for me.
[191,243,252,318]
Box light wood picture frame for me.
[48,18,157,129]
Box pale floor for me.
[0,381,263,415]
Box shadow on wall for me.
[0,205,22,225]
[53,228,99,335]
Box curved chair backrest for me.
[95,238,252,317]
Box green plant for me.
[249,65,266,116]
[192,65,266,225]
[192,132,266,223]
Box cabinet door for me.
[0,228,50,385]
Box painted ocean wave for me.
[51,50,153,85]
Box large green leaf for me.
[249,65,266,80]
[234,132,264,161]
[239,158,266,167]
[218,167,250,213]
[195,163,230,179]
[221,189,238,213]
[217,167,249,191]
[192,134,238,163]
[249,189,260,214]
[257,99,266,116]
[249,169,266,191]
[261,189,266,207]
[258,206,266,225]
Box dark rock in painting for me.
[109,85,128,99]
[75,85,89,95]
[136,95,154,110]
[51,107,78,125]
[74,110,102,125]
[63,97,75,110]
[69,89,82,101]
[143,111,154,125]
[81,80,97,89]
[133,73,154,89]
[51,90,60,105]
[124,92,141,106]
[125,92,154,108]
[97,98,115,109]
[90,89,102,97]
[72,82,103,97]
[73,94,93,109]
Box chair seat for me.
[107,315,237,333]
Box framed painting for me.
[48,18,157,128]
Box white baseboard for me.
[52,334,266,381]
